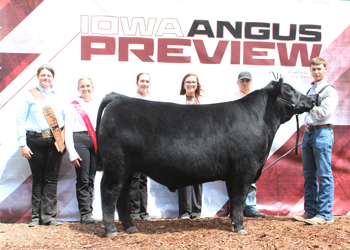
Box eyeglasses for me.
[185,81,197,85]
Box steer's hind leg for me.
[101,169,135,237]
[117,176,138,233]
[226,180,248,235]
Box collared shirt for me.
[134,92,153,100]
[16,84,65,146]
[232,91,246,101]
[303,79,338,126]
[64,98,99,161]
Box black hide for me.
[96,78,314,236]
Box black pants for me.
[73,132,96,217]
[178,184,202,218]
[27,134,64,224]
[129,173,149,218]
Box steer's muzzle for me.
[297,95,314,114]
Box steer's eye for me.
[286,87,295,93]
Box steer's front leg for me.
[226,180,247,235]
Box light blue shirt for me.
[16,84,65,146]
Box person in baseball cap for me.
[233,71,254,100]
[232,71,266,218]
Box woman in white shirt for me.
[65,78,99,224]
[129,73,152,221]
[178,73,206,219]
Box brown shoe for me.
[245,211,266,218]
[292,214,311,222]
[28,220,40,227]
[80,214,100,224]
[243,210,266,218]
[44,220,63,227]
[305,216,334,225]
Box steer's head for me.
[269,78,314,123]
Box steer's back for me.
[98,95,269,189]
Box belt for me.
[306,124,331,132]
[27,127,64,138]
[73,131,89,135]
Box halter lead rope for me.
[264,72,301,174]
[276,92,301,156]
[270,69,301,157]
[295,115,299,155]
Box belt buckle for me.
[42,129,51,138]
[306,125,312,132]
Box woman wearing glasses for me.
[178,73,207,219]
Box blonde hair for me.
[78,77,93,87]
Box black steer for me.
[96,78,314,237]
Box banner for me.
[1,0,350,222]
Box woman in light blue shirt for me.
[16,64,65,227]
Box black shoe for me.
[28,220,40,227]
[80,214,99,224]
[44,220,63,226]
[191,214,204,219]
[245,211,266,218]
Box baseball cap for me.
[238,71,252,80]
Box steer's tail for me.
[95,92,123,171]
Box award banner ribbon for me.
[71,100,97,152]
[29,88,65,152]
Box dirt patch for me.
[1,216,350,249]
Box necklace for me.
[186,95,199,104]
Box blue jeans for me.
[244,183,258,215]
[302,127,334,220]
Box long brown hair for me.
[179,73,205,98]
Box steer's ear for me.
[279,77,284,90]
[271,77,284,97]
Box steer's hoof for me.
[105,230,118,237]
[235,229,247,235]
[126,226,138,233]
